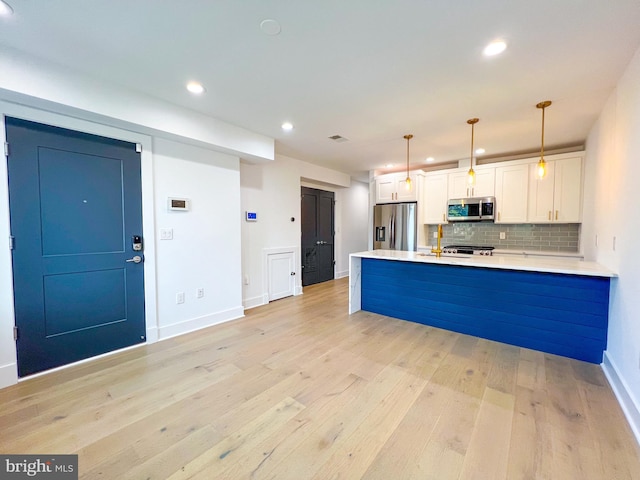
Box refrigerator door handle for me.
[389,211,395,247]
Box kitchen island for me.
[349,250,616,363]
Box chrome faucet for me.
[431,224,443,258]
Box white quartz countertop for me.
[351,250,616,278]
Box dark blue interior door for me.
[6,117,146,377]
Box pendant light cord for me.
[541,104,546,160]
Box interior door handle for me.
[126,255,142,264]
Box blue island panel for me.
[361,258,610,363]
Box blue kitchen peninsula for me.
[349,250,616,363]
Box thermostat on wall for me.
[168,197,190,211]
[246,211,257,222]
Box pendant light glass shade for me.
[536,101,551,180]
[467,118,479,186]
[404,134,413,191]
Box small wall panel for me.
[361,259,610,363]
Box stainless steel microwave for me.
[447,196,495,222]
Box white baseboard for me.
[157,306,245,340]
[336,269,349,279]
[0,362,18,389]
[145,326,159,344]
[602,351,640,445]
[243,295,267,310]
[294,286,303,296]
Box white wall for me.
[583,44,640,441]
[335,180,370,278]
[153,138,243,339]
[240,154,368,309]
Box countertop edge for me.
[351,250,617,278]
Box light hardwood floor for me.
[1,277,639,479]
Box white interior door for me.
[268,252,295,301]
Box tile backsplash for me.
[426,223,580,252]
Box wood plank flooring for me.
[1,277,639,479]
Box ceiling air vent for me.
[328,135,349,143]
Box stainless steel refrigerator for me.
[373,202,417,251]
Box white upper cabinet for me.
[375,175,397,203]
[375,172,419,203]
[495,163,529,223]
[448,167,495,198]
[422,172,449,224]
[528,156,583,223]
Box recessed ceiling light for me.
[281,122,294,131]
[0,0,14,16]
[385,164,394,168]
[426,157,434,163]
[260,19,281,36]
[186,82,205,94]
[475,148,486,155]
[483,40,507,57]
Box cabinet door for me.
[448,169,494,198]
[495,164,529,223]
[448,172,472,198]
[422,173,448,224]
[473,168,495,197]
[396,173,418,202]
[376,176,396,203]
[553,156,582,222]
[528,162,555,223]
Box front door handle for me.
[126,255,143,264]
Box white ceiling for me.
[2,1,640,180]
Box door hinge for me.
[13,326,18,341]
[4,142,8,157]
[135,143,142,153]
[9,235,14,250]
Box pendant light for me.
[536,100,552,179]
[467,118,479,186]
[404,134,413,191]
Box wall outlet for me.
[499,232,506,240]
[197,288,204,298]
[433,231,438,238]
[176,292,185,304]
[243,275,250,285]
[160,228,173,240]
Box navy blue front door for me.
[6,117,146,377]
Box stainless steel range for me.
[442,245,494,256]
